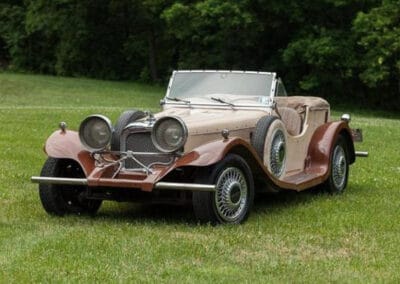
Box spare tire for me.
[251,116,287,178]
[111,110,146,151]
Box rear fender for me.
[307,121,355,179]
[44,130,94,176]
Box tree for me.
[122,0,176,82]
[0,1,30,70]
[353,0,400,92]
[0,0,399,109]
[278,0,377,97]
[162,0,261,70]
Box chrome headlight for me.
[151,116,188,153]
[79,115,112,151]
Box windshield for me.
[166,71,276,105]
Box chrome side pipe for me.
[31,176,88,185]
[30,177,216,192]
[154,182,216,192]
[355,151,369,157]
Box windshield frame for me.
[164,70,277,108]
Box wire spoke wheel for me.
[192,154,254,224]
[332,145,347,189]
[322,134,350,194]
[215,167,248,222]
[270,129,286,177]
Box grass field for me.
[1,72,399,282]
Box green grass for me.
[1,72,400,282]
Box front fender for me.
[170,137,298,190]
[43,132,254,185]
[44,130,94,176]
[175,137,254,168]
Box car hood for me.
[156,107,269,135]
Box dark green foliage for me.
[0,0,398,109]
[0,2,28,69]
[352,0,400,109]
[163,0,262,70]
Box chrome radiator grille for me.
[123,132,172,169]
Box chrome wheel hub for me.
[270,129,286,177]
[215,167,248,222]
[332,145,347,189]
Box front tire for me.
[322,135,349,194]
[39,158,102,216]
[192,154,254,224]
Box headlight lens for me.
[79,115,112,151]
[152,116,187,153]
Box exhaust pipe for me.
[355,151,368,157]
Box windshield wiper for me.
[210,97,235,107]
[166,97,191,104]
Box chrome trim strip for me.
[161,101,274,108]
[155,182,216,192]
[165,71,176,98]
[270,73,277,100]
[355,151,369,157]
[31,176,88,185]
[173,70,275,75]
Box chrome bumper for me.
[30,177,216,192]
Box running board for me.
[281,172,322,191]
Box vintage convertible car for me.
[31,70,367,224]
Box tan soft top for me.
[275,96,329,110]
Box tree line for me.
[0,0,399,110]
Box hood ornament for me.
[59,122,67,133]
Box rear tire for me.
[322,135,349,194]
[192,154,254,224]
[39,158,102,216]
